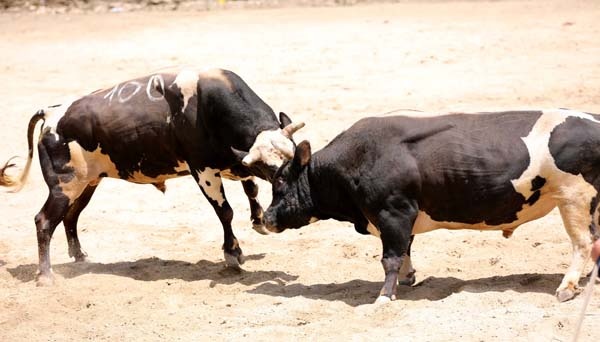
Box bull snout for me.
[263,211,283,233]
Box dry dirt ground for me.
[1,1,600,340]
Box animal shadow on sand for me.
[7,254,298,287]
[248,273,567,306]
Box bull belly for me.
[66,140,190,185]
[411,194,558,235]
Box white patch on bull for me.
[366,221,381,238]
[58,142,120,204]
[511,109,600,199]
[412,109,599,238]
[174,161,189,173]
[244,129,295,168]
[42,100,75,142]
[199,68,233,90]
[127,161,189,184]
[197,167,225,207]
[173,69,199,113]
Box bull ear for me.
[279,112,292,129]
[293,140,312,169]
[230,147,249,164]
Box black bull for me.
[1,68,304,285]
[265,110,600,303]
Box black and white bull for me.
[264,109,600,303]
[1,68,304,285]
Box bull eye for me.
[275,178,284,187]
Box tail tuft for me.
[0,156,20,188]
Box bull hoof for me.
[374,295,394,304]
[35,272,55,287]
[224,251,245,270]
[252,223,270,235]
[73,252,88,263]
[556,287,578,302]
[74,255,87,263]
[398,274,416,286]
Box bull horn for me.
[242,148,261,166]
[282,122,305,139]
[271,140,294,160]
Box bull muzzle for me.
[263,213,283,233]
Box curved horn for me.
[282,122,305,139]
[271,140,294,160]
[241,148,261,166]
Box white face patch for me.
[173,69,199,113]
[197,167,225,207]
[244,129,294,168]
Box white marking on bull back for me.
[173,69,199,113]
[511,109,600,199]
[197,167,225,206]
[199,68,233,90]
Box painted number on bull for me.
[104,74,165,104]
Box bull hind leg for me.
[63,183,99,262]
[556,200,595,302]
[35,135,88,285]
[193,167,244,269]
[241,178,269,235]
[35,191,72,286]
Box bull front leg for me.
[241,178,270,235]
[195,167,244,269]
[373,201,418,303]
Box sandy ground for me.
[1,1,600,340]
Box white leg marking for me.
[556,195,595,297]
[197,167,225,206]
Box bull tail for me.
[0,110,46,192]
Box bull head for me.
[232,112,305,181]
